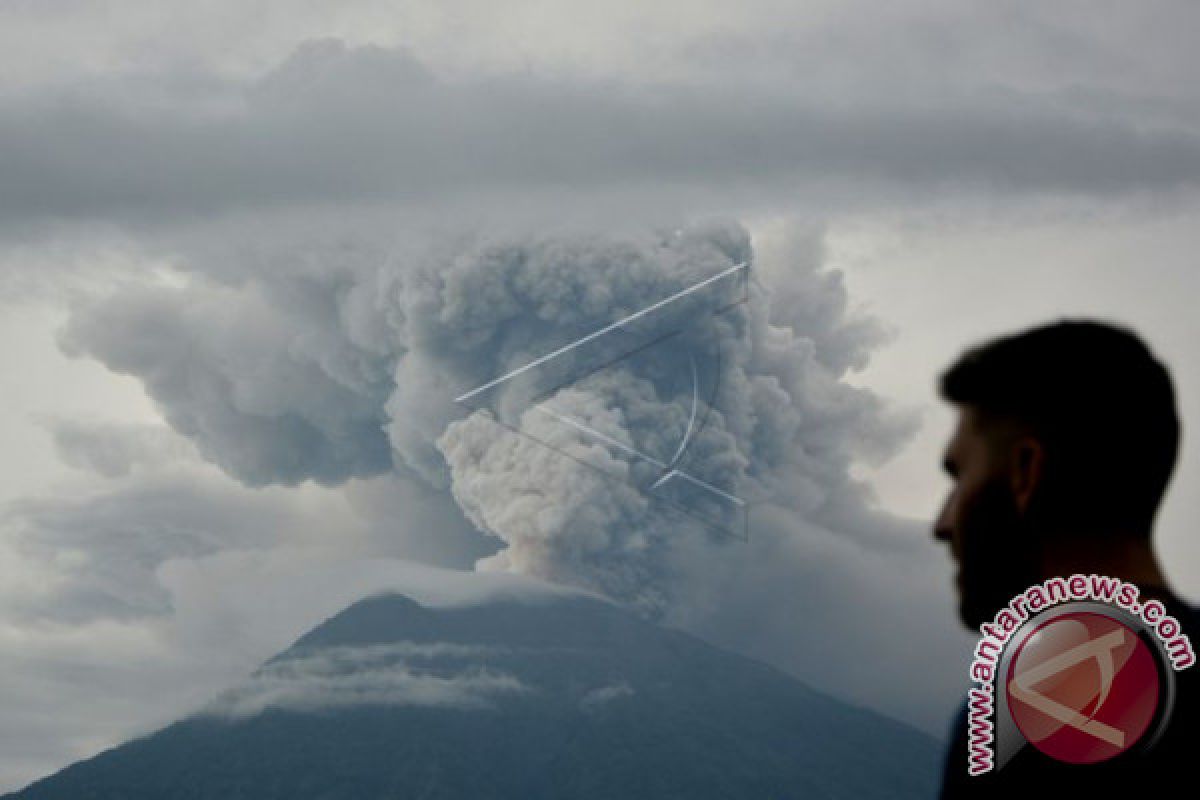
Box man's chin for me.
[957,568,1045,629]
[958,593,1004,630]
[958,600,985,630]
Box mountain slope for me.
[7,591,941,799]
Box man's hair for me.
[938,319,1180,535]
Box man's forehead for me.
[955,405,1000,437]
[944,406,984,456]
[947,405,1024,454]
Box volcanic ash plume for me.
[60,221,910,616]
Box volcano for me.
[6,589,940,798]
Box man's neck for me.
[1038,532,1171,596]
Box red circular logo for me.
[1006,611,1160,764]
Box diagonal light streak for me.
[531,404,745,507]
[454,261,748,403]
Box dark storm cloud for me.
[3,38,1200,224]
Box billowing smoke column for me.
[59,220,909,617]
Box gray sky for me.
[3,1,1200,792]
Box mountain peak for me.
[285,590,630,650]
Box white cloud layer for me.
[206,642,530,718]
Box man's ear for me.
[1010,436,1045,515]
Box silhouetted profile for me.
[933,319,1198,797]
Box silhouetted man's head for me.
[934,319,1180,628]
